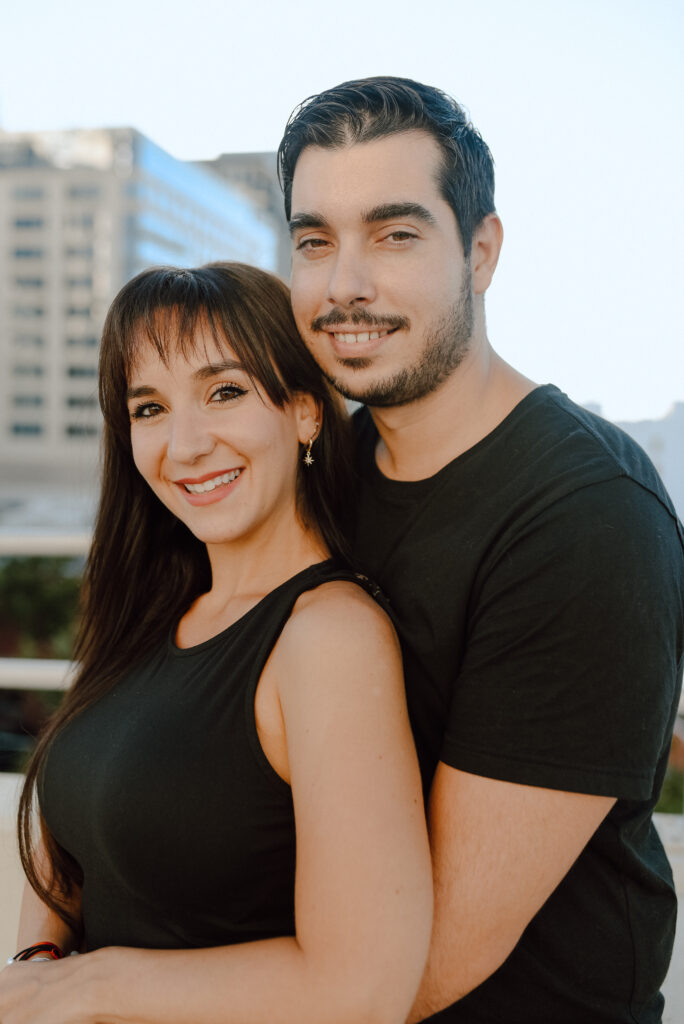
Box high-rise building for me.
[0,128,278,491]
[197,151,290,280]
[617,403,684,519]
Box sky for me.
[1,0,682,422]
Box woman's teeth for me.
[184,469,241,494]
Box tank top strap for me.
[287,560,395,622]
[242,560,395,698]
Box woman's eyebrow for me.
[126,384,157,401]
[126,362,245,400]
[193,360,245,381]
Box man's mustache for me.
[311,309,410,332]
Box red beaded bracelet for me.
[12,942,64,962]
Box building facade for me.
[197,151,291,281]
[617,403,684,519]
[0,128,277,488]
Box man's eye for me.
[296,237,329,251]
[384,231,418,243]
[209,384,247,403]
[131,402,162,420]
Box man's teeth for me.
[332,329,391,344]
[184,469,241,494]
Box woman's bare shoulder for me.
[273,578,401,686]
[291,577,396,641]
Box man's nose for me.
[326,245,377,308]
[166,408,216,464]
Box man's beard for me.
[320,274,474,409]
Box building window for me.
[68,185,100,199]
[66,276,93,289]
[15,277,45,288]
[65,247,94,259]
[13,364,44,377]
[13,186,44,200]
[67,365,97,378]
[14,217,44,229]
[13,249,43,259]
[13,395,44,407]
[64,213,94,230]
[67,395,97,408]
[14,306,44,318]
[11,423,43,435]
[14,335,44,348]
[66,424,98,436]
[66,336,98,348]
[66,306,91,318]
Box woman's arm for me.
[16,836,81,954]
[0,583,432,1024]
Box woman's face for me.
[127,325,318,550]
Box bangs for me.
[103,266,292,427]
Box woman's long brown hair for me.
[18,263,355,932]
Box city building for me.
[617,404,684,520]
[197,151,290,280]
[0,127,278,502]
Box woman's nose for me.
[166,409,216,465]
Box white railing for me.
[0,657,76,691]
[0,532,90,557]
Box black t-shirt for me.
[353,385,684,1024]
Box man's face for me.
[289,131,473,407]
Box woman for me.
[1,263,432,1023]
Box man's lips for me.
[326,326,398,345]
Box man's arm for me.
[409,765,614,1021]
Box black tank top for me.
[40,560,379,951]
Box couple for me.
[3,77,684,1024]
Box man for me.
[278,77,684,1022]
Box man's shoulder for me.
[352,384,663,488]
[352,386,683,555]
[517,387,679,522]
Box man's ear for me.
[471,214,503,295]
[293,392,322,445]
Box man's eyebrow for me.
[289,212,329,236]
[362,202,437,226]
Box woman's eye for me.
[209,384,247,403]
[131,402,163,420]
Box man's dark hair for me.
[277,76,496,256]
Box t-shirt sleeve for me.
[440,477,684,799]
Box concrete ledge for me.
[0,773,23,961]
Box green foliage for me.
[0,556,83,653]
[0,557,82,769]
[656,766,684,815]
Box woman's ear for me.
[293,392,322,445]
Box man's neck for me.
[370,340,537,482]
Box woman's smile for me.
[174,466,244,502]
